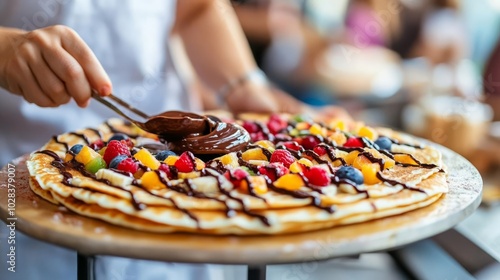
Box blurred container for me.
[403,96,493,157]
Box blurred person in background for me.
[0,0,347,279]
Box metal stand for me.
[77,253,95,280]
[247,265,266,280]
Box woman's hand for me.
[0,25,111,107]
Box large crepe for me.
[26,118,447,235]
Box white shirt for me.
[0,1,241,279]
[0,0,199,166]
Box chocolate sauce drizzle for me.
[51,136,69,151]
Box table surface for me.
[0,145,482,265]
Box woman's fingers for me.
[29,51,70,105]
[17,58,56,107]
[59,26,112,96]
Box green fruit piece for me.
[85,157,107,174]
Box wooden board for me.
[0,145,482,265]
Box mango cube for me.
[75,146,100,165]
[140,171,164,189]
[274,174,304,191]
[134,148,160,170]
[361,164,381,185]
[242,148,268,161]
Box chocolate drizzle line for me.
[51,136,69,151]
[68,132,90,145]
[376,172,426,193]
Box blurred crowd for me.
[213,0,500,172]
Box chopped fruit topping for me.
[242,121,260,133]
[295,122,310,130]
[329,120,346,131]
[289,161,306,173]
[304,166,331,186]
[357,126,378,141]
[194,158,205,170]
[254,140,274,150]
[267,114,288,134]
[298,158,313,167]
[250,131,266,142]
[258,163,289,181]
[313,146,327,156]
[242,148,268,161]
[98,147,107,156]
[353,155,373,171]
[343,150,360,165]
[328,132,347,146]
[164,155,179,166]
[309,123,325,136]
[282,141,302,152]
[109,133,129,142]
[249,176,268,195]
[289,129,299,137]
[109,155,128,169]
[375,137,393,151]
[84,157,107,174]
[175,151,196,173]
[75,146,101,165]
[274,174,304,191]
[225,168,249,189]
[219,153,238,167]
[344,137,363,148]
[394,154,418,165]
[270,150,296,168]
[292,114,311,123]
[361,164,381,185]
[155,150,176,161]
[89,139,105,151]
[133,148,160,170]
[158,163,172,179]
[64,153,73,162]
[140,171,164,189]
[335,166,364,185]
[302,135,321,150]
[103,140,131,165]
[70,144,84,155]
[116,157,139,174]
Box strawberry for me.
[158,163,172,179]
[89,139,104,151]
[344,137,364,148]
[175,151,196,173]
[116,157,139,174]
[224,168,249,189]
[242,121,260,133]
[270,150,296,168]
[103,140,131,165]
[302,135,320,150]
[313,146,327,156]
[282,141,303,152]
[267,114,288,134]
[304,166,330,186]
[258,162,289,182]
[250,131,266,142]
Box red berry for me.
[270,150,296,168]
[267,114,288,134]
[302,135,320,150]
[175,151,195,173]
[259,162,289,182]
[120,139,134,149]
[116,157,139,174]
[89,139,104,151]
[313,146,327,156]
[282,141,303,152]
[224,168,249,189]
[158,163,172,179]
[250,131,266,142]
[304,166,330,186]
[103,140,131,165]
[242,121,260,133]
[344,137,364,148]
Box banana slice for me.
[96,169,134,187]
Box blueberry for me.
[109,155,128,169]
[155,150,176,161]
[69,144,84,155]
[335,166,364,185]
[109,133,129,142]
[374,137,392,151]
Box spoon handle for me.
[91,90,143,124]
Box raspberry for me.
[242,121,260,133]
[282,141,303,152]
[344,137,364,148]
[89,139,104,151]
[267,114,288,134]
[175,151,195,173]
[258,162,289,182]
[302,135,321,150]
[304,166,331,186]
[224,168,249,189]
[103,140,131,165]
[270,150,296,168]
[116,157,139,174]
[158,163,172,179]
[313,146,327,156]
